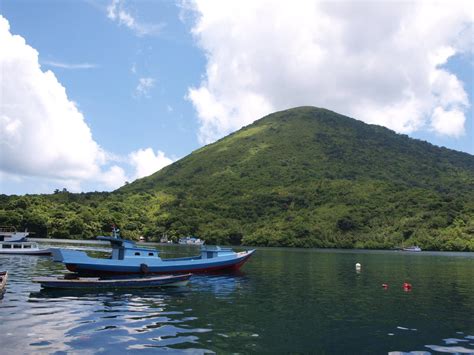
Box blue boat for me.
[51,232,255,275]
[33,273,191,289]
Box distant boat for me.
[0,271,7,292]
[33,273,191,289]
[402,246,422,252]
[51,229,255,275]
[160,235,173,244]
[178,236,204,245]
[0,241,51,255]
[0,226,30,242]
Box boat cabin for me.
[97,236,160,260]
[199,246,235,259]
[0,227,29,242]
[0,242,39,250]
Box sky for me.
[0,0,473,195]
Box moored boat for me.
[51,231,255,275]
[0,226,30,242]
[0,241,51,255]
[33,273,192,289]
[0,271,7,292]
[178,236,204,245]
[402,246,422,252]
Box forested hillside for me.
[1,107,473,250]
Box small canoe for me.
[0,271,7,292]
[33,273,192,289]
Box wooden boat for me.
[0,241,51,255]
[51,229,255,275]
[33,273,191,289]
[0,271,7,292]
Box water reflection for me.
[1,247,474,353]
[389,332,474,354]
[26,287,214,353]
[0,252,253,353]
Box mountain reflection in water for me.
[1,244,473,353]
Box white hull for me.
[0,241,51,255]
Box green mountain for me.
[1,107,474,250]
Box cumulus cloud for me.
[0,16,171,192]
[107,0,165,36]
[135,77,155,98]
[185,0,473,143]
[0,15,105,182]
[98,165,128,190]
[129,148,173,180]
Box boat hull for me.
[0,249,51,255]
[33,273,191,289]
[59,249,255,275]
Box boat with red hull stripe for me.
[52,229,255,275]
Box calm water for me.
[1,244,473,354]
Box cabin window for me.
[135,252,141,256]
[14,244,21,249]
[148,252,154,256]
[24,245,31,248]
[3,244,11,248]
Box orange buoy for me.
[403,282,412,291]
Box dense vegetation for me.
[1,107,473,250]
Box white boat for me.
[0,241,51,255]
[402,246,422,252]
[160,235,173,244]
[178,236,204,245]
[0,226,30,242]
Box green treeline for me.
[1,107,473,250]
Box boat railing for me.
[0,226,17,233]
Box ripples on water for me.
[1,246,474,354]
[0,252,254,354]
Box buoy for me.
[403,282,412,291]
[382,283,389,289]
[355,263,361,270]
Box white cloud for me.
[185,0,473,143]
[135,77,155,97]
[0,15,170,193]
[107,0,165,36]
[98,165,128,190]
[42,61,98,69]
[129,148,173,180]
[0,15,105,182]
[431,107,466,137]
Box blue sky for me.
[0,0,473,195]
[3,0,203,158]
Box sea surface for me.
[1,243,473,354]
